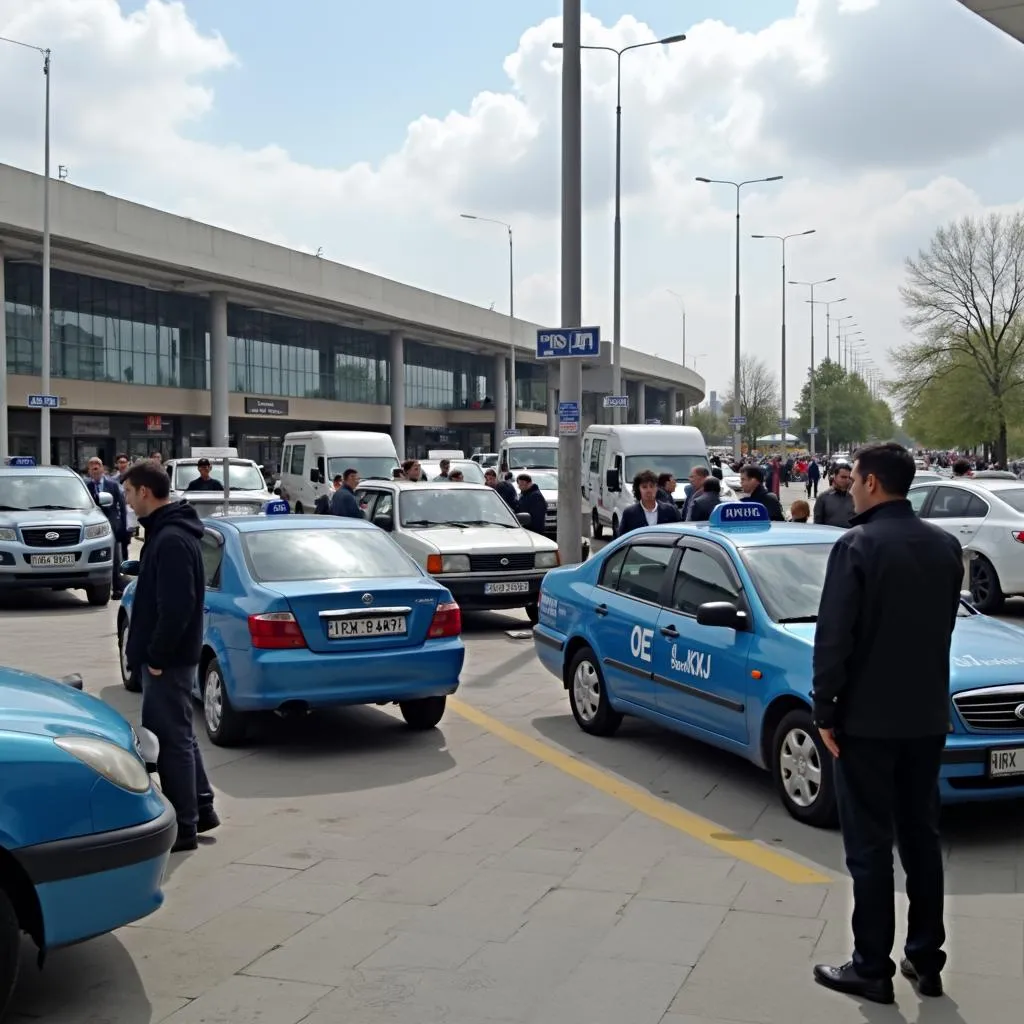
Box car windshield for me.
[0,473,95,511]
[624,454,708,480]
[243,528,420,581]
[400,487,519,528]
[174,462,266,492]
[506,446,558,470]
[986,487,1024,513]
[327,456,400,482]
[419,461,486,483]
[526,471,559,491]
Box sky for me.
[1,0,1023,411]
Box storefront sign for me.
[145,415,163,432]
[244,397,289,417]
[72,416,110,436]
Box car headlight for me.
[84,521,111,540]
[54,735,150,793]
[0,528,15,542]
[535,551,560,569]
[441,554,471,573]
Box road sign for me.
[26,394,59,409]
[809,426,819,434]
[778,419,791,428]
[558,401,581,436]
[4,456,36,467]
[646,418,661,425]
[603,395,628,409]
[502,429,521,438]
[729,416,747,426]
[536,326,601,360]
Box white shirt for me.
[642,503,659,526]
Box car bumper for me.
[229,640,466,711]
[0,539,114,590]
[13,798,177,949]
[441,572,546,610]
[533,625,565,680]
[941,734,1024,803]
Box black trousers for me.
[141,665,215,839]
[833,734,947,979]
[807,479,819,498]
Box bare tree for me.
[895,213,1024,465]
[722,354,780,453]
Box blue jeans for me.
[141,665,214,839]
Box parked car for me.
[165,455,270,518]
[418,460,486,483]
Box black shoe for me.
[197,806,221,834]
[171,832,198,853]
[900,958,943,997]
[813,962,895,1005]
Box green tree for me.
[689,405,729,444]
[721,354,780,452]
[792,359,893,451]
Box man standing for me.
[806,457,821,498]
[85,456,128,599]
[121,461,219,853]
[813,461,855,528]
[484,467,518,511]
[618,470,682,536]
[515,473,548,534]
[688,476,723,522]
[186,457,224,491]
[330,468,363,517]
[812,444,963,1005]
[679,466,709,520]
[739,465,785,521]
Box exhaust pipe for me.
[275,700,310,718]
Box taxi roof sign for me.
[3,456,36,467]
[709,501,771,528]
[264,498,290,516]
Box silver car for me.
[165,458,271,517]
[0,462,116,605]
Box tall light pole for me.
[789,277,836,453]
[555,32,686,424]
[821,297,846,362]
[697,175,784,460]
[460,214,516,431]
[666,289,687,370]
[751,230,815,442]
[841,330,863,370]
[1,36,51,464]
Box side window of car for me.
[589,440,602,474]
[316,455,326,484]
[907,487,930,516]
[356,490,378,518]
[291,445,306,476]
[671,547,741,616]
[281,446,292,475]
[374,492,394,519]
[599,546,628,590]
[200,530,224,589]
[612,544,674,604]
[965,494,989,519]
[929,487,983,519]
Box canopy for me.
[755,432,801,444]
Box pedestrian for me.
[121,461,219,853]
[813,461,855,528]
[435,459,451,480]
[484,467,518,511]
[952,458,971,478]
[618,469,681,536]
[656,472,676,505]
[789,499,810,523]
[448,469,465,482]
[402,459,424,482]
[768,456,782,496]
[329,468,363,517]
[679,466,709,519]
[806,457,821,498]
[85,456,129,599]
[186,457,224,492]
[315,474,342,514]
[688,476,722,522]
[515,473,548,534]
[811,444,963,1005]
[738,465,785,521]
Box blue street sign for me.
[536,326,601,359]
[729,416,747,426]
[502,429,521,438]
[264,499,290,516]
[603,395,628,409]
[809,426,820,434]
[27,394,59,409]
[558,401,581,436]
[778,418,791,428]
[4,457,36,467]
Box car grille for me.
[953,687,1024,731]
[468,553,535,573]
[21,526,82,547]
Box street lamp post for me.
[460,214,516,432]
[0,36,51,464]
[751,230,815,443]
[698,176,784,460]
[666,289,687,371]
[789,277,836,453]
[822,297,846,362]
[555,33,686,424]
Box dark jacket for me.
[517,483,548,534]
[688,490,722,522]
[618,500,681,537]
[186,476,223,492]
[812,500,963,738]
[125,501,205,671]
[492,479,519,512]
[813,487,855,529]
[656,486,675,506]
[330,484,363,518]
[86,475,127,540]
[740,484,785,521]
[807,460,821,482]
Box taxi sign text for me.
[264,499,290,516]
[710,501,770,527]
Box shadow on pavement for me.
[0,589,102,616]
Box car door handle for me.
[660,624,679,638]
[595,604,608,617]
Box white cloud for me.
[1,0,1022,408]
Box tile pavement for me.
[1,588,1023,1023]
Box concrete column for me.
[0,247,7,460]
[547,366,559,434]
[635,382,646,424]
[493,353,507,453]
[209,291,230,448]
[389,331,406,456]
[667,389,678,425]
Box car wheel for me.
[118,617,141,693]
[970,556,1005,614]
[202,658,247,746]
[400,695,446,730]
[567,646,622,737]
[591,510,603,539]
[0,889,20,1022]
[524,601,539,625]
[772,710,837,828]
[85,582,111,606]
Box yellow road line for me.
[448,697,831,886]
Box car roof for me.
[624,521,843,551]
[0,465,79,477]
[206,515,380,534]
[911,477,1023,493]
[364,480,490,491]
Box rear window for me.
[991,487,1024,513]
[243,528,420,582]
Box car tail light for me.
[426,554,443,574]
[1013,531,1024,544]
[248,611,306,649]
[428,601,462,638]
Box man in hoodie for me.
[122,461,218,853]
[516,473,548,534]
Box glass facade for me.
[403,341,492,410]
[515,362,547,413]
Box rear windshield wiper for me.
[778,615,818,624]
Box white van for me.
[279,431,399,513]
[498,435,559,476]
[583,424,722,537]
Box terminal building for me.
[0,163,703,470]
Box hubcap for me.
[779,727,822,808]
[119,627,130,681]
[572,660,602,722]
[204,669,224,732]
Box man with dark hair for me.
[812,443,963,1005]
[516,473,548,534]
[680,465,709,520]
[618,469,681,536]
[186,457,224,492]
[330,468,362,517]
[814,460,854,528]
[485,467,518,511]
[952,458,971,478]
[121,461,218,853]
[688,476,722,522]
[739,464,785,521]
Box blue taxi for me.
[534,502,1024,828]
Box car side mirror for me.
[98,491,114,508]
[696,601,746,630]
[606,468,621,492]
[120,559,141,577]
[516,512,532,528]
[373,514,394,532]
[136,726,160,772]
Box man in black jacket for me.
[484,468,519,511]
[618,470,682,536]
[812,444,963,1005]
[122,462,218,853]
[688,476,722,522]
[738,465,785,521]
[515,473,548,534]
[814,461,855,528]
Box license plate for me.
[29,553,76,567]
[485,581,530,595]
[989,747,1024,778]
[327,615,407,639]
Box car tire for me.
[85,582,111,607]
[524,601,539,625]
[567,646,622,737]
[970,556,1005,614]
[592,510,603,539]
[772,709,838,829]
[202,658,247,746]
[0,889,19,1022]
[118,617,141,693]
[400,695,446,730]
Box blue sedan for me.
[0,667,174,1012]
[117,513,465,746]
[534,501,1024,828]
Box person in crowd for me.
[114,453,131,482]
[814,460,855,528]
[789,499,811,523]
[806,457,821,499]
[680,466,710,520]
[186,457,224,491]
[515,473,548,534]
[618,469,682,536]
[314,475,343,514]
[952,458,972,478]
[485,467,519,511]
[435,459,451,480]
[688,476,722,522]
[656,472,676,505]
[402,459,424,482]
[149,451,163,465]
[448,469,465,482]
[329,468,363,517]
[121,461,219,853]
[768,455,783,496]
[739,464,785,521]
[391,467,406,480]
[85,456,128,599]
[812,444,963,1005]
